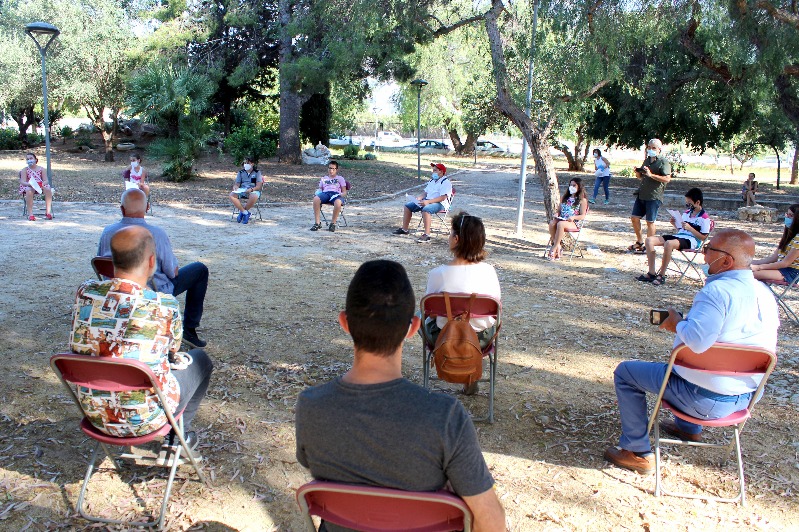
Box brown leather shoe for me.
[603,446,655,475]
[660,419,702,442]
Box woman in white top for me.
[589,148,611,205]
[122,153,151,212]
[424,211,501,345]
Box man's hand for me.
[420,199,428,206]
[659,306,682,333]
[640,166,651,177]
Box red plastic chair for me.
[296,480,472,532]
[50,353,209,529]
[668,219,715,284]
[646,343,777,505]
[90,256,114,280]
[420,292,501,423]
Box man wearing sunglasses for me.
[605,229,779,474]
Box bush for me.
[26,132,43,146]
[76,128,94,149]
[364,153,377,160]
[60,125,74,139]
[343,144,360,159]
[0,129,22,150]
[617,167,632,177]
[225,125,278,165]
[149,116,211,182]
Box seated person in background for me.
[310,159,347,233]
[605,229,778,475]
[425,212,501,394]
[122,153,151,211]
[742,173,758,207]
[98,189,209,348]
[295,260,506,531]
[393,163,452,243]
[638,187,710,286]
[547,177,588,260]
[751,204,799,284]
[19,152,53,221]
[228,157,264,224]
[71,226,213,452]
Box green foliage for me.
[76,128,95,149]
[60,125,74,139]
[343,144,360,159]
[225,125,278,165]
[149,116,212,182]
[665,149,686,177]
[26,133,43,146]
[0,129,23,150]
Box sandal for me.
[651,275,666,286]
[28,215,36,221]
[45,213,53,220]
[636,273,656,282]
[627,241,645,253]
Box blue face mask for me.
[786,216,794,228]
[646,149,657,157]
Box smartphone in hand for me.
[650,309,670,325]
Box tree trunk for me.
[485,0,560,220]
[462,133,477,155]
[448,129,464,154]
[553,142,578,170]
[791,144,798,185]
[277,0,309,164]
[12,105,35,141]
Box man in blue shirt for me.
[98,189,209,348]
[605,229,779,474]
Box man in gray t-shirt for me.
[295,260,505,531]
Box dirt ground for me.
[1,150,798,531]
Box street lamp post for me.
[25,22,60,189]
[410,79,428,180]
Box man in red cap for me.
[393,162,453,242]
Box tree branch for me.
[556,79,611,102]
[423,13,486,37]
[680,1,740,83]
[757,0,799,29]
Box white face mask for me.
[646,149,658,157]
[130,160,139,168]
[26,159,36,167]
[568,185,578,194]
[243,164,253,172]
[594,154,600,159]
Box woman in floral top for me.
[19,152,53,221]
[547,177,588,260]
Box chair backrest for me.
[296,481,472,532]
[91,256,115,280]
[420,292,501,321]
[672,343,775,376]
[51,353,158,392]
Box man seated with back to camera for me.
[295,260,506,532]
[604,229,779,475]
[98,188,209,348]
[71,226,213,453]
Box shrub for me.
[0,129,22,150]
[60,125,74,139]
[617,167,632,177]
[343,144,360,159]
[76,128,94,149]
[149,116,211,182]
[225,125,278,165]
[26,132,43,146]
[364,153,377,160]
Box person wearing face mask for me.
[638,188,711,286]
[122,154,150,200]
[589,148,612,205]
[750,204,799,284]
[19,152,53,221]
[628,139,672,253]
[228,157,264,224]
[546,178,588,260]
[605,229,779,475]
[393,162,453,243]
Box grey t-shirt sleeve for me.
[295,392,310,468]
[442,402,495,497]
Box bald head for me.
[121,188,147,218]
[711,229,755,269]
[111,226,155,272]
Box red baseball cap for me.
[430,163,447,175]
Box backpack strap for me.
[443,292,454,320]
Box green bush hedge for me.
[343,144,360,159]
[225,125,278,165]
[0,129,22,150]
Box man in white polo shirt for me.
[393,162,452,243]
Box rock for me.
[738,206,777,223]
[140,123,161,137]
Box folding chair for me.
[416,187,455,235]
[420,292,501,423]
[22,189,55,218]
[646,343,777,505]
[50,354,209,529]
[542,206,589,261]
[320,180,351,228]
[231,194,263,222]
[668,220,715,284]
[764,276,799,325]
[91,256,114,280]
[296,480,472,532]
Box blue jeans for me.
[613,360,751,453]
[172,348,213,431]
[172,262,208,329]
[592,175,611,200]
[405,201,444,214]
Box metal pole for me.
[39,47,53,188]
[514,0,539,237]
[416,86,422,180]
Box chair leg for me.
[320,208,328,226]
[488,346,496,424]
[422,339,430,388]
[654,422,662,497]
[733,427,746,506]
[339,211,348,227]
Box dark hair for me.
[111,228,155,271]
[26,152,38,163]
[685,187,703,206]
[345,260,415,357]
[779,204,799,252]
[748,172,756,179]
[561,177,585,204]
[130,153,142,161]
[593,148,602,157]
[328,160,339,169]
[450,211,487,263]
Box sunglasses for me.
[701,244,732,257]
